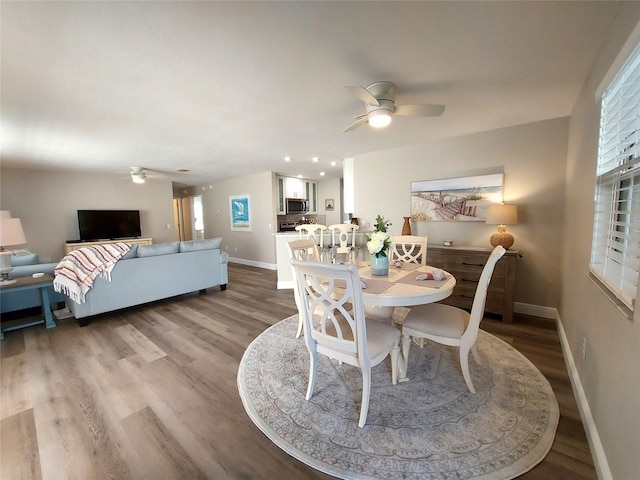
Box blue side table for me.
[0,274,57,340]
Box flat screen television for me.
[77,210,142,241]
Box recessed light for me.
[297,174,303,178]
[330,161,337,166]
[320,172,325,176]
[284,156,291,162]
[312,157,319,162]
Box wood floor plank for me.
[1,408,42,480]
[121,406,207,480]
[0,263,596,479]
[114,323,166,363]
[1,351,31,419]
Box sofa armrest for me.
[11,263,57,278]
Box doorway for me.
[173,194,204,241]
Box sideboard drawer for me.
[427,245,519,323]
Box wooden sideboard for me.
[426,245,519,323]
[64,237,153,254]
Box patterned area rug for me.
[237,315,559,480]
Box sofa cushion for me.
[120,244,138,260]
[136,242,179,258]
[11,252,39,266]
[179,238,222,252]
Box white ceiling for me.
[0,1,622,185]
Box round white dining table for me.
[356,262,455,311]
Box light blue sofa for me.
[1,253,66,314]
[64,238,229,326]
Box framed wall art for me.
[325,199,335,211]
[230,194,252,231]
[411,173,504,222]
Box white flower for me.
[367,231,389,255]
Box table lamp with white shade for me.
[485,204,518,249]
[0,212,27,285]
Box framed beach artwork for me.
[229,194,252,231]
[411,173,504,222]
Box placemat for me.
[389,262,421,272]
[395,271,451,288]
[330,278,394,294]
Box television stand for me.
[64,237,153,254]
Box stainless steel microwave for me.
[286,198,308,214]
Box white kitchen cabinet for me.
[277,176,286,214]
[305,180,318,214]
[285,177,304,199]
[277,176,318,214]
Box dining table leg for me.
[364,305,395,321]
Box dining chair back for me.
[401,245,506,394]
[287,239,321,338]
[295,224,327,249]
[328,223,359,263]
[389,235,428,265]
[291,259,400,427]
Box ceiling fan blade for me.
[394,104,445,117]
[345,85,380,106]
[343,116,369,132]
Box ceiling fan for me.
[343,81,445,132]
[130,167,147,184]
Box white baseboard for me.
[277,280,295,290]
[228,257,276,270]
[514,302,557,319]
[555,313,612,480]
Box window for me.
[590,41,640,311]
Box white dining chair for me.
[295,224,328,261]
[328,223,359,264]
[287,239,321,338]
[401,245,506,394]
[389,235,428,265]
[291,259,400,427]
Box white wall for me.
[317,177,342,226]
[352,117,568,308]
[0,168,175,260]
[561,5,640,479]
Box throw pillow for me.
[179,238,222,252]
[10,252,39,266]
[136,242,180,258]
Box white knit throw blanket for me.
[54,242,131,304]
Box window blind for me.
[590,42,640,310]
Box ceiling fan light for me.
[368,110,392,128]
[131,172,146,184]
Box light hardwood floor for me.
[1,263,596,479]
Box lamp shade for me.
[0,218,27,247]
[486,204,518,225]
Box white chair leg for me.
[471,344,481,365]
[295,315,303,338]
[390,343,399,385]
[459,346,476,394]
[358,366,372,428]
[306,351,318,400]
